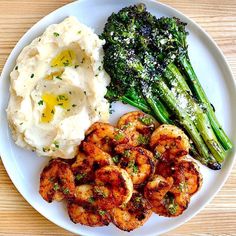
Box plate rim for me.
[0,0,235,235]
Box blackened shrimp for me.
[93,165,133,210]
[39,159,75,203]
[117,111,157,147]
[115,144,155,188]
[144,175,189,217]
[85,122,116,154]
[150,124,190,158]
[175,158,202,196]
[110,191,152,232]
[68,185,110,226]
[71,142,113,184]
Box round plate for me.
[0,0,235,235]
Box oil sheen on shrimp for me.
[71,141,113,184]
[39,159,75,203]
[117,111,158,147]
[150,124,190,158]
[144,174,189,217]
[68,185,110,226]
[110,191,152,232]
[115,144,155,188]
[85,122,116,154]
[93,165,133,210]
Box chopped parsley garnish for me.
[53,141,59,149]
[30,73,34,78]
[121,122,132,130]
[63,188,70,195]
[154,151,161,160]
[137,134,149,145]
[98,65,102,71]
[74,65,79,68]
[77,30,81,34]
[42,147,50,152]
[83,91,87,95]
[53,183,60,191]
[133,164,138,174]
[38,100,44,105]
[114,132,124,141]
[55,76,62,80]
[94,187,107,198]
[88,197,95,203]
[51,109,54,114]
[53,32,60,37]
[98,210,106,216]
[128,160,138,173]
[15,66,18,70]
[76,173,86,181]
[63,61,69,67]
[124,150,130,158]
[72,104,77,107]
[57,95,67,101]
[138,116,154,126]
[112,155,119,164]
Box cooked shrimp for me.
[174,158,202,196]
[156,191,190,217]
[117,111,158,147]
[39,159,75,203]
[68,203,110,226]
[110,191,152,232]
[93,165,133,210]
[150,124,190,158]
[144,175,174,207]
[67,184,110,226]
[115,144,155,188]
[85,122,116,154]
[144,175,189,217]
[155,155,202,197]
[71,142,113,184]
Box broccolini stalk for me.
[155,17,232,151]
[154,80,220,168]
[179,56,232,150]
[163,63,226,163]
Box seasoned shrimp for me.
[85,122,116,154]
[150,124,190,158]
[68,203,110,226]
[68,185,110,226]
[155,155,202,197]
[175,158,202,196]
[71,142,113,184]
[117,111,158,147]
[144,175,174,207]
[115,144,155,188]
[39,159,75,203]
[144,175,189,217]
[93,165,133,210]
[110,191,152,232]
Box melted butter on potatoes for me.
[7,17,110,159]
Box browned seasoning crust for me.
[110,191,152,232]
[39,159,75,203]
[94,165,133,210]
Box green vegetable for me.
[76,173,86,181]
[101,4,232,169]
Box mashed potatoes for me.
[7,17,110,159]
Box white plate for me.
[0,0,235,235]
